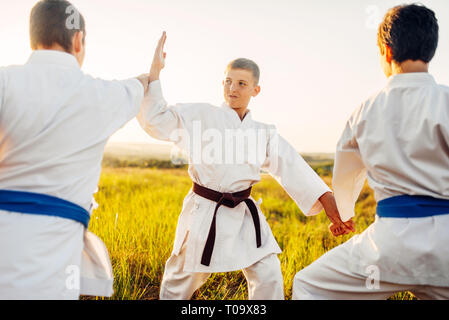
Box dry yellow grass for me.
[87,167,415,300]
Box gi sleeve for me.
[332,107,367,222]
[0,68,4,114]
[137,80,204,152]
[262,126,331,216]
[91,77,144,136]
[107,78,144,121]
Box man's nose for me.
[230,83,238,92]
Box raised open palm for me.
[149,31,167,82]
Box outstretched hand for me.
[329,218,355,237]
[318,192,355,237]
[149,31,167,83]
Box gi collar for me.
[26,50,80,69]
[386,72,437,89]
[221,102,253,124]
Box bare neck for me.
[35,43,82,67]
[36,43,69,53]
[234,107,249,121]
[392,60,429,75]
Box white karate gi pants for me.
[292,235,449,300]
[160,240,284,300]
[0,211,84,300]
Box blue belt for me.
[0,190,90,228]
[377,195,449,218]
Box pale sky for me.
[1,0,448,153]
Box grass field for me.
[87,167,415,300]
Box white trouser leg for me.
[410,286,449,300]
[0,211,84,300]
[242,254,284,300]
[292,239,449,300]
[159,243,210,300]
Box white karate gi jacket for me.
[0,50,144,297]
[333,73,449,286]
[138,80,331,273]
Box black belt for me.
[192,183,262,266]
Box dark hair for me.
[226,58,260,85]
[377,4,438,63]
[30,0,86,53]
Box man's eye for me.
[240,82,246,86]
[226,80,232,85]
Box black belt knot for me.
[192,183,262,266]
[220,193,237,207]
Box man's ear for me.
[72,31,84,54]
[252,85,261,97]
[385,44,393,64]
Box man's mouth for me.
[229,95,239,99]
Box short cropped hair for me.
[226,58,260,85]
[30,0,86,53]
[377,4,439,63]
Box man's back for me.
[343,73,449,202]
[331,72,449,285]
[0,50,143,210]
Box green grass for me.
[87,167,415,300]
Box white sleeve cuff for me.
[302,184,332,216]
[123,78,145,118]
[148,80,164,101]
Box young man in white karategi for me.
[138,33,353,300]
[293,4,449,300]
[0,0,149,299]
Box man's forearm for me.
[136,74,150,92]
[149,70,160,83]
[319,191,355,234]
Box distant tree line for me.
[102,155,334,176]
[102,155,187,169]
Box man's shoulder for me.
[346,88,384,125]
[180,102,217,109]
[251,118,276,130]
[0,64,30,76]
[437,83,449,94]
[0,64,45,92]
[168,102,219,123]
[361,86,386,108]
[81,75,143,94]
[175,102,218,113]
[361,77,449,108]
